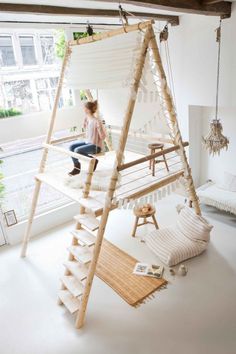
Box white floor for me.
[0,194,236,354]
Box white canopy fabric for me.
[66,31,142,90]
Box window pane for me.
[19,36,36,65]
[4,80,33,113]
[0,36,15,67]
[40,36,55,64]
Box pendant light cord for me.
[215,19,222,121]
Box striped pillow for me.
[176,206,213,243]
[146,227,207,266]
[145,206,213,266]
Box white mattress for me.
[197,182,236,215]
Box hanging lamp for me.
[203,19,229,156]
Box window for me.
[19,36,36,65]
[35,77,73,111]
[0,36,15,67]
[4,80,33,113]
[40,36,55,65]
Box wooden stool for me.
[132,205,159,237]
[148,143,169,177]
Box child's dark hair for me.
[84,100,98,114]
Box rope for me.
[215,19,222,121]
[117,169,183,197]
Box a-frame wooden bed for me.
[20,20,201,329]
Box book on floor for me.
[133,262,164,279]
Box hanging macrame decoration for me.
[203,20,229,156]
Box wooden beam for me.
[92,0,231,18]
[0,3,179,26]
[118,142,189,171]
[69,20,153,46]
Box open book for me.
[133,263,164,279]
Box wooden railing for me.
[118,141,189,171]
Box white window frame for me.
[39,34,55,66]
[18,34,39,68]
[0,34,17,71]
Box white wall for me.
[0,101,83,144]
[192,106,236,186]
[168,8,236,138]
[167,5,236,185]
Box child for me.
[69,100,106,176]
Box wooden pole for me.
[50,132,85,145]
[42,143,92,162]
[20,44,72,257]
[75,26,152,329]
[70,20,154,46]
[148,27,201,216]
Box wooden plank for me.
[118,142,189,171]
[71,229,96,247]
[63,261,88,281]
[35,173,106,205]
[74,214,100,232]
[61,275,84,298]
[92,0,231,18]
[78,196,104,213]
[0,3,179,25]
[68,245,93,264]
[58,290,80,314]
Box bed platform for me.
[36,150,184,213]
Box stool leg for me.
[132,216,139,237]
[152,215,159,229]
[161,147,169,172]
[149,149,154,170]
[152,149,155,177]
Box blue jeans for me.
[69,141,101,165]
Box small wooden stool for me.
[132,205,159,237]
[148,143,169,177]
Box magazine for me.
[133,262,164,279]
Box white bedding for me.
[197,182,236,215]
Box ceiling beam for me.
[92,0,232,19]
[0,3,179,26]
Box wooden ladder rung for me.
[58,290,80,314]
[71,229,96,247]
[61,275,84,298]
[78,197,104,214]
[63,261,88,281]
[68,245,93,264]
[74,213,100,231]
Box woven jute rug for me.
[96,239,167,306]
